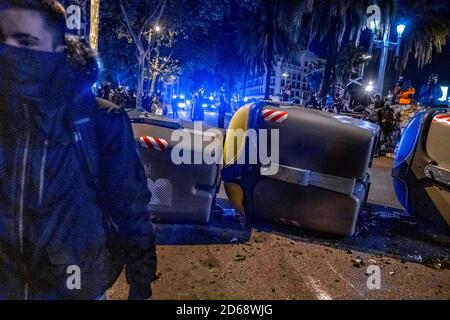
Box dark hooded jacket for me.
[0,38,156,300]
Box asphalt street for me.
[111,109,450,300]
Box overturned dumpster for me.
[393,109,450,229]
[131,113,224,224]
[130,102,380,237]
[222,101,380,236]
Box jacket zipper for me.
[39,140,49,206]
[18,103,31,300]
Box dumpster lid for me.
[130,112,183,130]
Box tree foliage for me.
[97,0,450,99]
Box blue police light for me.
[439,86,448,102]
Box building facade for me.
[244,50,321,101]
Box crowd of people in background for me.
[96,82,231,129]
[293,73,446,156]
[96,82,137,110]
[95,73,445,140]
[96,82,169,116]
[364,74,444,156]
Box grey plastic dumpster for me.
[222,101,380,236]
[131,112,224,224]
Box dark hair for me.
[0,0,67,46]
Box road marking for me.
[286,249,333,300]
[326,260,365,298]
[305,276,333,300]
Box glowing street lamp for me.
[282,72,289,85]
[395,24,406,58]
[396,24,406,37]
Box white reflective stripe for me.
[139,137,148,149]
[262,109,289,123]
[275,114,289,123]
[265,112,280,121]
[148,137,161,151]
[139,136,169,151]
[159,138,169,148]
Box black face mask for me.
[0,44,67,102]
[0,44,76,139]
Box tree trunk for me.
[136,53,146,110]
[264,33,274,100]
[149,45,160,96]
[319,19,339,98]
[149,72,158,96]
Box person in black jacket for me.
[217,94,228,129]
[0,0,156,300]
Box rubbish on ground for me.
[230,237,239,244]
[234,254,246,262]
[352,257,365,268]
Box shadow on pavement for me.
[154,202,450,267]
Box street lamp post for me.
[282,72,289,85]
[376,21,391,96]
[371,21,406,96]
[281,73,289,98]
[396,24,405,57]
[395,24,406,80]
[360,55,372,79]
